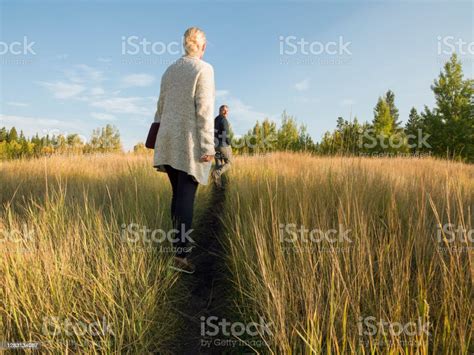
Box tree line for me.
[231,54,473,162]
[1,54,472,162]
[0,125,121,159]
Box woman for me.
[153,27,215,274]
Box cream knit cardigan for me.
[153,55,216,185]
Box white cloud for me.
[216,90,274,134]
[64,64,104,83]
[0,114,85,138]
[37,64,155,120]
[216,90,230,98]
[38,64,105,101]
[294,78,310,91]
[91,112,116,121]
[91,97,153,116]
[121,74,155,88]
[6,101,29,107]
[38,81,86,99]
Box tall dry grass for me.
[0,154,200,353]
[222,153,473,353]
[1,152,472,353]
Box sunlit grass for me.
[223,153,473,353]
[1,153,472,353]
[0,154,185,353]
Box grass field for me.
[0,153,472,353]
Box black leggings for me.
[164,165,198,258]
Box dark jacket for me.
[214,115,231,148]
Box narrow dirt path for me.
[165,179,251,354]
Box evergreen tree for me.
[385,90,401,129]
[19,130,26,143]
[297,124,315,151]
[372,98,393,136]
[261,118,277,152]
[370,96,407,154]
[426,54,473,161]
[8,127,18,142]
[246,120,262,153]
[405,108,424,153]
[320,117,368,155]
[0,127,7,142]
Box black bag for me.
[145,122,160,149]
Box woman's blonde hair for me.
[183,27,206,56]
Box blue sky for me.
[0,0,472,150]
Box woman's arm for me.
[195,64,215,158]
